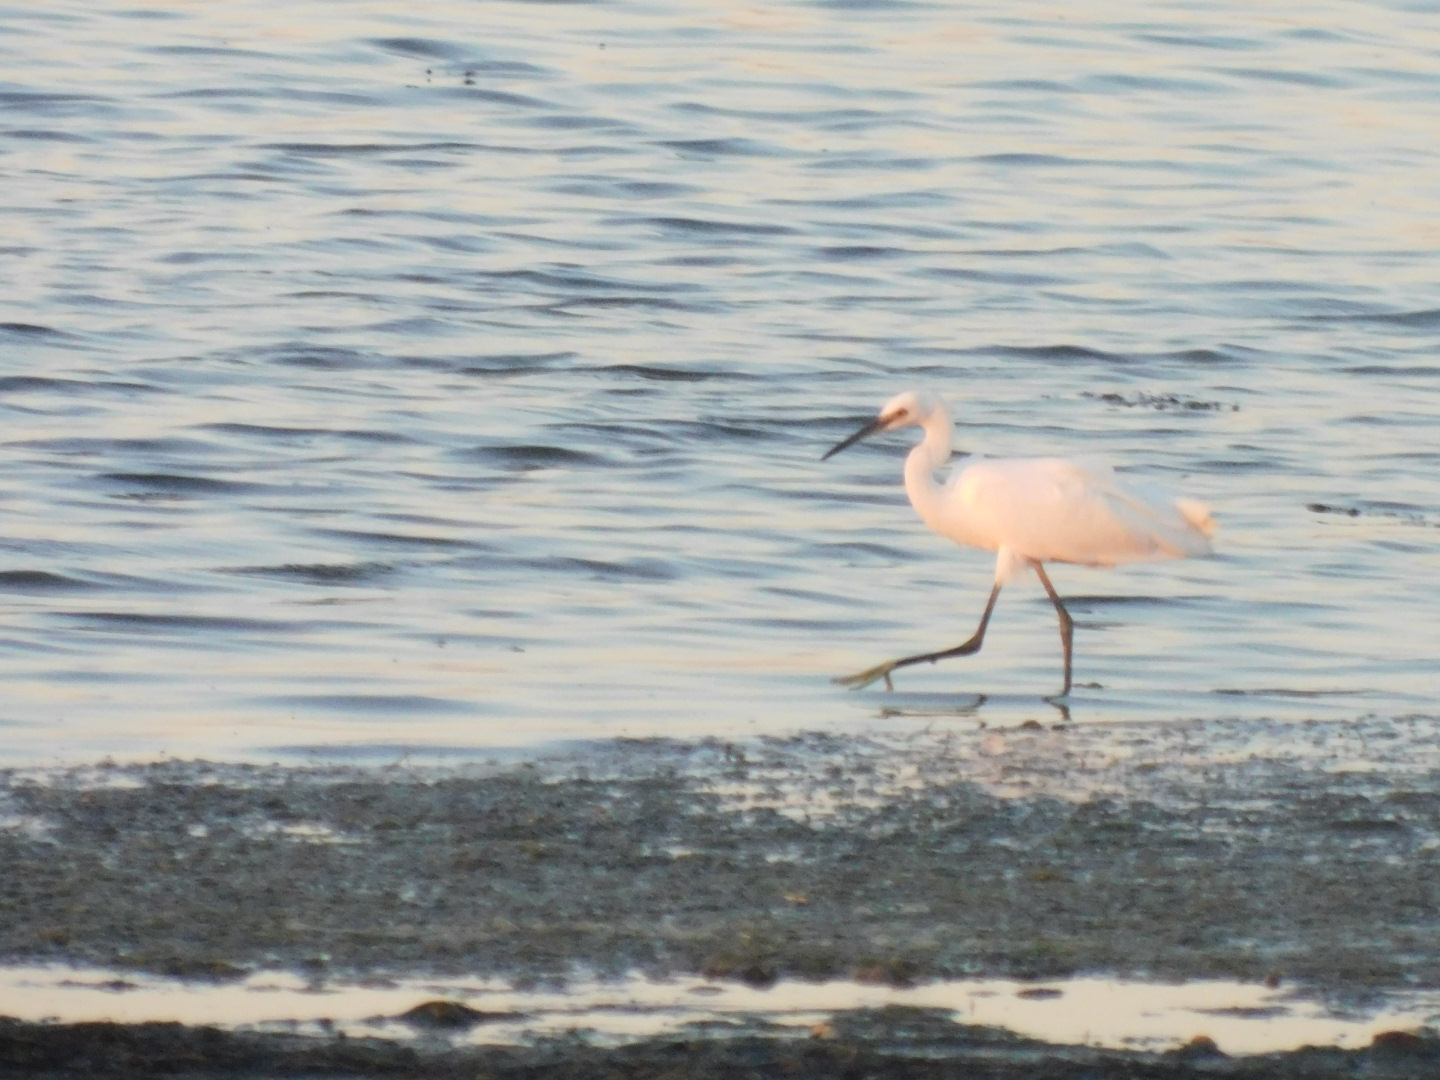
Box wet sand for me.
[2,719,1438,1074]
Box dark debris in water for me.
[1307,502,1437,526]
[1084,390,1239,412]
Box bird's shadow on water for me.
[866,691,1073,726]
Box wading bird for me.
[824,391,1214,697]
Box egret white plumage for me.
[824,391,1215,697]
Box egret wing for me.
[952,457,1211,566]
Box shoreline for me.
[3,724,1438,1072]
[4,724,1438,991]
[2,1008,1437,1079]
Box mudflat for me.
[1,718,1437,1075]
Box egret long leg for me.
[834,582,1003,690]
[1033,563,1073,697]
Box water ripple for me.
[0,0,1436,760]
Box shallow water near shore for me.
[2,0,1439,762]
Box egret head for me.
[822,390,943,460]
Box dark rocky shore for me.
[1,718,1438,1075]
[2,1008,1438,1079]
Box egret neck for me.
[901,404,954,537]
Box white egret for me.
[824,391,1215,697]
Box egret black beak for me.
[822,416,887,460]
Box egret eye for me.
[892,408,909,420]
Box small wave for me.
[597,364,740,382]
[600,180,697,199]
[485,268,699,295]
[818,0,923,9]
[0,376,159,396]
[260,345,383,370]
[226,563,397,586]
[157,250,250,265]
[549,295,693,311]
[1222,67,1348,88]
[202,423,414,444]
[1160,347,1251,366]
[148,44,273,58]
[537,556,678,582]
[975,78,1071,93]
[1133,32,1263,51]
[987,344,1125,363]
[1065,595,1202,608]
[159,89,377,106]
[455,351,576,376]
[973,152,1090,168]
[431,87,550,109]
[262,141,481,158]
[817,245,903,261]
[1342,365,1440,377]
[658,137,788,158]
[920,267,1062,286]
[97,473,260,495]
[1321,308,1440,330]
[725,615,860,632]
[631,216,795,237]
[0,91,113,117]
[0,323,71,339]
[2,130,92,143]
[566,421,674,446]
[550,178,697,199]
[368,37,475,61]
[309,528,477,551]
[0,571,96,593]
[815,541,912,562]
[1083,73,1227,94]
[533,113,631,131]
[55,612,297,633]
[371,39,545,76]
[1214,688,1367,699]
[810,153,937,173]
[668,419,784,443]
[777,190,949,211]
[461,445,605,469]
[260,695,480,715]
[12,435,215,455]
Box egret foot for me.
[1042,695,1073,723]
[832,660,899,691]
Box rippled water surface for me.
[2,0,1438,762]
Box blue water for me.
[1,0,1438,762]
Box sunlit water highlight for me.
[1,0,1438,762]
